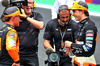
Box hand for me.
[64,48,72,56]
[51,48,55,52]
[64,52,69,56]
[21,8,26,15]
[12,63,20,66]
[66,47,72,52]
[65,41,72,48]
[20,8,27,18]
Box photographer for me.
[43,5,79,66]
[15,0,44,66]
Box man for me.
[51,0,85,19]
[65,1,98,65]
[43,5,79,66]
[0,6,24,66]
[15,0,44,66]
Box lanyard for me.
[59,26,67,48]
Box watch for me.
[25,15,28,20]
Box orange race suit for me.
[0,24,19,65]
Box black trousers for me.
[59,56,72,66]
[20,53,39,66]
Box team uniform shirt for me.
[44,18,79,52]
[51,0,85,19]
[0,24,19,65]
[71,18,98,57]
[15,12,43,56]
[43,18,79,65]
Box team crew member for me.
[43,5,79,66]
[0,6,24,66]
[15,0,44,66]
[65,1,98,65]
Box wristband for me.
[25,15,28,20]
[15,61,19,64]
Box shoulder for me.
[85,19,95,27]
[32,12,43,21]
[85,19,97,31]
[69,19,79,27]
[68,19,79,31]
[7,29,17,35]
[47,18,58,26]
[33,12,42,16]
[6,29,18,38]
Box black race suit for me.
[71,18,98,57]
[43,18,79,66]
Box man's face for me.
[72,10,82,21]
[22,0,33,15]
[59,10,70,24]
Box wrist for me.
[25,15,28,20]
[15,61,19,64]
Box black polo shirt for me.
[15,12,43,56]
[43,18,79,51]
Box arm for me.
[43,39,54,50]
[65,25,98,55]
[21,9,44,30]
[43,20,55,51]
[6,29,19,63]
[26,17,44,30]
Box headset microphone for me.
[30,7,33,9]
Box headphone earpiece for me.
[57,14,60,19]
[70,12,73,19]
[57,11,72,19]
[33,1,36,8]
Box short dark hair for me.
[58,5,69,14]
[78,9,89,16]
[4,17,11,22]
[84,10,89,16]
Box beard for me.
[60,19,69,25]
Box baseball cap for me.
[69,1,88,11]
[4,7,26,17]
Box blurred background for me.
[0,0,100,66]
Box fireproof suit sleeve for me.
[71,24,98,56]
[6,29,19,62]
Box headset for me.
[57,5,72,19]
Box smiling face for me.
[22,0,33,16]
[72,10,83,22]
[59,10,70,24]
